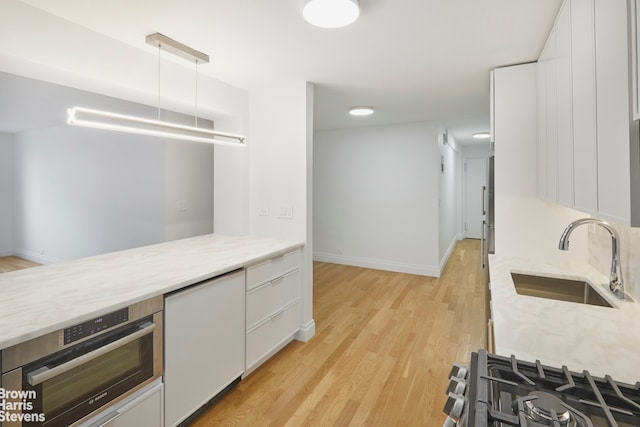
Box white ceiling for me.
[13,0,562,144]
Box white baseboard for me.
[439,236,459,274]
[0,247,13,257]
[313,253,440,277]
[295,319,316,342]
[13,248,62,265]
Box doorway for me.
[464,158,487,239]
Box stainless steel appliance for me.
[481,155,495,270]
[1,296,163,427]
[443,349,640,426]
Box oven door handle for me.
[26,322,156,386]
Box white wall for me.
[462,143,492,159]
[2,77,224,263]
[494,63,588,262]
[313,121,442,276]
[165,140,214,241]
[13,125,167,263]
[0,133,14,256]
[163,112,214,241]
[438,130,460,268]
[249,81,314,341]
[213,117,249,235]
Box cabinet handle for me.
[270,276,284,286]
[87,410,121,427]
[481,220,486,269]
[482,185,487,215]
[271,309,285,319]
[27,322,156,386]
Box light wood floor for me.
[0,256,41,273]
[192,239,487,426]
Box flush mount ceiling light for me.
[303,0,360,28]
[67,33,246,146]
[472,132,491,139]
[349,106,374,116]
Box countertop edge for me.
[0,235,304,350]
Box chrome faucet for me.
[558,218,625,300]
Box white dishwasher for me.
[163,269,245,427]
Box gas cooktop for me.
[443,349,640,427]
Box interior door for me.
[464,158,488,239]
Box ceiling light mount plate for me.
[145,32,209,64]
[303,0,360,28]
[349,106,374,116]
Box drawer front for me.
[246,269,300,329]
[246,250,300,291]
[246,300,300,369]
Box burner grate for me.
[466,350,640,427]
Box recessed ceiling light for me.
[303,0,360,29]
[472,132,491,139]
[349,106,374,116]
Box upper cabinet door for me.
[536,57,547,200]
[631,0,640,121]
[594,0,631,224]
[555,1,574,207]
[535,0,638,226]
[571,0,598,214]
[544,26,559,203]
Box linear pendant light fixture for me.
[67,33,246,146]
[68,107,246,146]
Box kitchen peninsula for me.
[0,234,304,426]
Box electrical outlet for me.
[336,247,343,254]
[176,200,188,211]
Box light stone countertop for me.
[489,254,640,385]
[0,234,303,350]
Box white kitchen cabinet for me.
[164,270,244,427]
[490,70,495,144]
[245,250,301,375]
[594,0,632,224]
[537,0,572,205]
[80,380,163,427]
[570,0,598,214]
[631,0,640,121]
[555,0,574,207]
[536,56,547,199]
[544,24,559,202]
[536,0,640,226]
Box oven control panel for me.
[61,307,130,345]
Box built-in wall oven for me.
[0,296,163,427]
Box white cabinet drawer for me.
[246,269,300,329]
[246,300,299,372]
[246,249,300,291]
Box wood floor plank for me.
[190,239,486,426]
[0,256,40,273]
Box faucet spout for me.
[558,218,625,300]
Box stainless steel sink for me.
[511,273,613,308]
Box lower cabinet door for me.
[164,270,245,427]
[246,300,300,373]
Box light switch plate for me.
[258,207,270,216]
[278,205,293,219]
